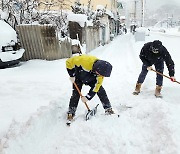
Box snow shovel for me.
[73,82,99,120]
[151,68,180,84]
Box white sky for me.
[1,26,180,153]
[145,0,180,10]
[122,0,180,11]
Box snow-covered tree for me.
[71,1,107,28]
[36,0,71,36]
[71,1,84,14]
[0,0,39,28]
[0,0,70,34]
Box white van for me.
[0,20,25,68]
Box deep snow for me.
[0,31,180,154]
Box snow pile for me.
[1,101,62,154]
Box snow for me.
[0,49,25,62]
[0,30,180,154]
[67,14,88,27]
[120,16,126,20]
[71,39,80,46]
[0,20,25,62]
[105,9,114,18]
[0,11,9,20]
[67,13,94,27]
[150,27,180,37]
[0,20,17,48]
[96,5,105,10]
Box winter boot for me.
[67,113,74,121]
[133,83,142,95]
[105,108,115,115]
[155,85,162,98]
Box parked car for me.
[0,20,25,68]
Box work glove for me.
[170,76,176,82]
[81,96,88,103]
[147,66,153,71]
[69,77,75,83]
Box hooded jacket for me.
[140,42,175,76]
[66,55,106,100]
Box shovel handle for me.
[73,82,91,111]
[151,69,180,84]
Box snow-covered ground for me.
[0,31,180,154]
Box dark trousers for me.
[68,80,111,115]
[137,61,164,86]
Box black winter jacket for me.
[140,42,175,76]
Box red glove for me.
[170,76,176,82]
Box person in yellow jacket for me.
[66,54,114,120]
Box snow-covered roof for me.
[67,14,88,27]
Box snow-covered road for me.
[1,32,180,154]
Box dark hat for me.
[93,60,112,77]
[152,40,162,49]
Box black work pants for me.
[68,79,111,115]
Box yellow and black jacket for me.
[66,54,104,100]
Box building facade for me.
[38,0,118,14]
[38,0,123,51]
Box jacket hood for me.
[93,60,112,77]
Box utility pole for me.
[1,0,4,11]
[141,0,145,27]
[134,0,137,22]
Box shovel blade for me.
[85,104,99,120]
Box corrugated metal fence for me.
[17,25,72,61]
[85,27,100,53]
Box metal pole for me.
[141,0,145,27]
[2,0,3,11]
[134,0,137,22]
[143,0,145,26]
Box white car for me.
[0,20,25,68]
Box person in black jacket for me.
[133,40,176,97]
